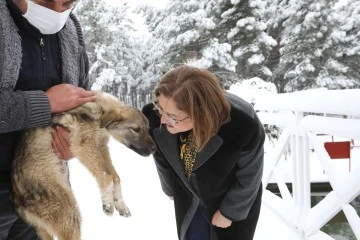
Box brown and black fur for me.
[11,92,156,240]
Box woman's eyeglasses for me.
[152,102,189,126]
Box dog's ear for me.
[100,109,124,128]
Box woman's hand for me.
[211,209,232,228]
[51,125,73,160]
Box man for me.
[0,0,95,239]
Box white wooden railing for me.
[255,89,360,239]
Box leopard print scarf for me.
[179,131,198,179]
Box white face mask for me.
[23,0,72,35]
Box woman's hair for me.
[154,65,231,151]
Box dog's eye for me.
[131,127,141,133]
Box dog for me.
[11,92,156,240]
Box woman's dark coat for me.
[142,93,265,240]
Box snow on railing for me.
[255,89,360,240]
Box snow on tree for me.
[316,0,360,89]
[74,0,110,79]
[214,0,277,81]
[141,0,238,86]
[279,0,360,91]
[228,76,277,104]
[141,0,278,88]
[73,0,360,108]
[262,0,292,93]
[92,68,121,91]
[75,0,146,104]
[185,39,237,72]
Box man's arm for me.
[0,84,96,134]
[0,90,51,134]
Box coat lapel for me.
[153,127,190,186]
[153,127,223,178]
[193,135,223,171]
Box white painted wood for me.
[256,89,360,240]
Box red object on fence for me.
[324,141,351,171]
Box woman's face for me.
[156,94,193,134]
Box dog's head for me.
[100,106,156,157]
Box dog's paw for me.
[103,202,114,216]
[115,200,131,217]
[118,206,131,217]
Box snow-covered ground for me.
[69,140,177,239]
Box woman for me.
[142,65,265,240]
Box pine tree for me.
[75,0,146,105]
[141,0,237,87]
[74,0,110,81]
[142,0,277,87]
[262,0,290,93]
[144,1,217,67]
[278,0,360,91]
[315,0,360,89]
[214,0,277,81]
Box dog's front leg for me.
[111,171,131,217]
[99,142,131,217]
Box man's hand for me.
[211,209,232,228]
[52,126,73,161]
[46,84,96,113]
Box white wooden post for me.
[291,112,311,238]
